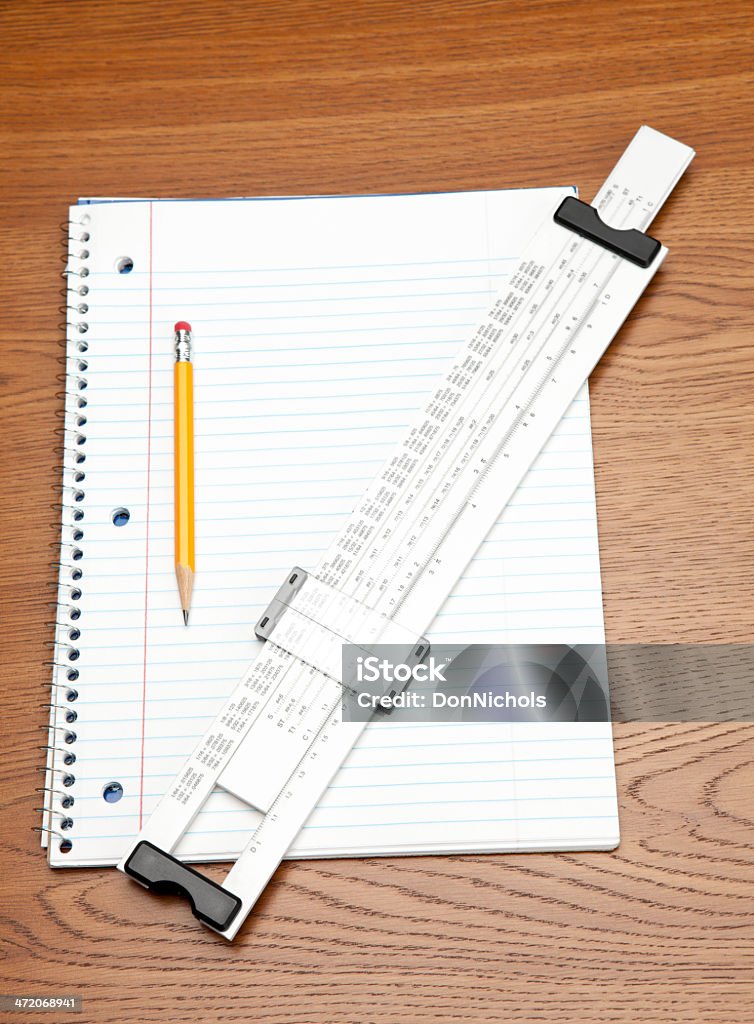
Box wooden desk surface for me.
[1,2,752,1021]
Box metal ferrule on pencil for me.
[174,327,192,362]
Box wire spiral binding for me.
[40,214,92,857]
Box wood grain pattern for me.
[1,1,752,1021]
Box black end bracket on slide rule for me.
[123,841,242,932]
[554,196,661,268]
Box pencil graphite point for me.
[175,564,194,626]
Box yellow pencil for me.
[173,321,195,625]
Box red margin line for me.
[138,202,154,827]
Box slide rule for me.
[119,126,694,939]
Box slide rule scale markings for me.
[218,227,629,812]
[322,193,644,613]
[119,127,694,939]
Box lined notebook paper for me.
[47,187,619,867]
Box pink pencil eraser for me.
[174,320,192,332]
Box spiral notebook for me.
[44,187,619,867]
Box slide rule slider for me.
[554,196,661,267]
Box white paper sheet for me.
[48,187,618,866]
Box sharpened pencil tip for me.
[183,610,189,626]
